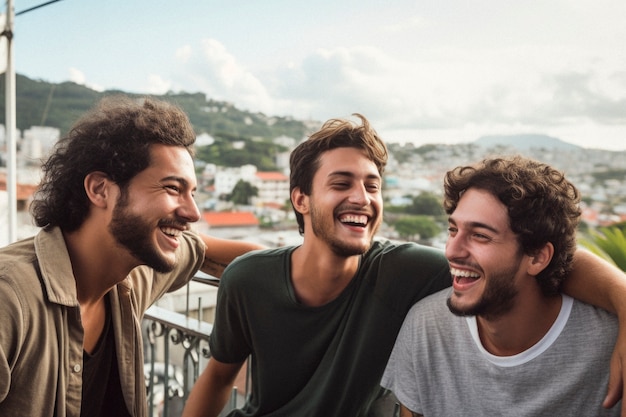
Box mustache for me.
[448,258,482,272]
[158,218,189,231]
[335,204,376,217]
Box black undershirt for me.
[81,294,132,417]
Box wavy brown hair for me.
[443,155,581,295]
[31,95,196,231]
[289,114,388,234]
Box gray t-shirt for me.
[382,288,621,416]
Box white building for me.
[22,126,60,160]
[251,171,289,206]
[213,164,257,198]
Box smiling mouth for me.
[339,214,368,227]
[160,226,183,238]
[450,267,480,284]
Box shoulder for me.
[407,288,453,320]
[396,288,460,348]
[0,236,43,344]
[363,239,450,288]
[178,231,206,262]
[367,238,448,266]
[0,236,37,281]
[219,246,293,286]
[1,232,54,304]
[227,245,292,267]
[569,296,618,328]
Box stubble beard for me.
[109,189,175,273]
[446,260,521,320]
[309,202,379,257]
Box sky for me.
[7,0,626,151]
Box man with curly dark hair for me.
[0,95,262,417]
[383,156,621,416]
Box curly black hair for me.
[30,95,196,231]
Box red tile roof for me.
[202,211,260,227]
[255,171,288,181]
[0,175,38,201]
[262,201,285,210]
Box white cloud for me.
[68,67,86,85]
[172,38,274,113]
[175,45,193,63]
[13,0,626,151]
[146,74,171,95]
[253,39,626,145]
[155,1,626,150]
[68,67,104,92]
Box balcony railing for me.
[143,275,249,417]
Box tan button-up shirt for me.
[0,227,205,417]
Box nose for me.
[348,183,370,206]
[445,232,468,261]
[178,195,201,223]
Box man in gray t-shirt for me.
[382,156,621,416]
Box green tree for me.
[194,134,287,170]
[393,215,441,243]
[408,192,444,217]
[228,180,258,206]
[579,227,626,272]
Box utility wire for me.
[16,0,64,16]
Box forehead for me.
[315,147,380,179]
[454,188,510,231]
[141,144,197,185]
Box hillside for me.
[475,134,581,151]
[0,74,313,142]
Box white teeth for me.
[339,214,368,226]
[161,227,182,237]
[450,267,480,278]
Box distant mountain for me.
[474,134,581,151]
[0,74,313,142]
[0,75,590,156]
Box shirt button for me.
[73,364,82,373]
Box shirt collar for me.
[34,226,80,307]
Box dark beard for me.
[446,265,519,320]
[109,189,175,273]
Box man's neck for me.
[290,244,361,307]
[62,226,136,305]
[476,294,563,356]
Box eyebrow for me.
[448,217,500,234]
[162,176,197,191]
[327,171,381,181]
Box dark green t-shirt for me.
[209,239,450,417]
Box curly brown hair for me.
[443,155,581,295]
[30,95,196,231]
[289,114,388,234]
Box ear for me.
[291,187,309,215]
[84,172,115,208]
[526,242,554,276]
